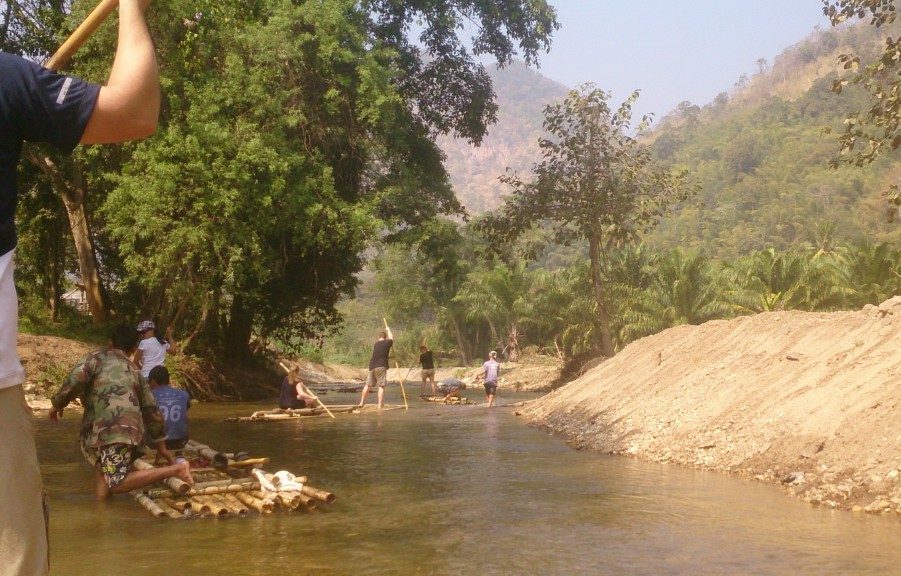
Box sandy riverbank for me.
[519,297,901,515]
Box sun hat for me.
[137,320,155,333]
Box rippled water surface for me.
[36,390,900,575]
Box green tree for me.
[724,248,842,313]
[620,248,728,342]
[823,0,901,218]
[832,240,901,307]
[485,86,692,356]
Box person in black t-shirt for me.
[419,344,436,396]
[357,324,393,409]
[1,2,160,573]
[279,367,316,410]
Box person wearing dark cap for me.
[134,319,179,379]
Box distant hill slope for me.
[437,61,568,213]
[646,21,901,257]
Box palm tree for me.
[831,241,901,308]
[724,248,842,314]
[620,248,729,343]
[453,262,530,361]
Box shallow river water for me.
[36,390,900,576]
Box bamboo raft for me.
[421,395,473,405]
[130,440,336,519]
[226,404,406,422]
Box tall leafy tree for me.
[823,0,901,218]
[484,86,692,356]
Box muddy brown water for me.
[36,390,900,576]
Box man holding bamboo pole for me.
[357,320,393,409]
[1,2,159,573]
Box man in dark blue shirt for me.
[1,2,160,573]
[148,366,191,450]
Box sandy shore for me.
[519,297,901,515]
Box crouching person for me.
[436,377,467,402]
[49,324,194,498]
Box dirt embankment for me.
[520,297,901,516]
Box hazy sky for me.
[533,0,830,120]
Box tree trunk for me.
[588,234,615,357]
[27,151,110,323]
[223,294,254,363]
[449,311,469,365]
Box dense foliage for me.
[5,0,558,362]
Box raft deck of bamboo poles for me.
[226,404,406,422]
[131,441,336,519]
[421,395,473,405]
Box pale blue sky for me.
[532,0,829,120]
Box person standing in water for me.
[358,322,393,409]
[477,350,501,407]
[419,344,436,396]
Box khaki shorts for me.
[366,366,388,388]
[0,385,49,576]
[0,250,25,390]
[421,368,436,379]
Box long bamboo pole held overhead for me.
[45,0,120,71]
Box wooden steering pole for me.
[45,0,120,71]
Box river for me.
[36,390,900,575]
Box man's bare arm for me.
[80,0,159,144]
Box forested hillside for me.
[645,21,901,257]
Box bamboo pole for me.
[235,492,274,513]
[189,499,211,517]
[300,485,336,504]
[155,499,187,519]
[162,497,192,514]
[279,362,335,419]
[132,492,166,518]
[297,492,317,511]
[184,440,230,467]
[274,492,303,510]
[193,495,230,518]
[45,0,119,70]
[394,362,409,410]
[218,494,249,518]
[132,459,191,494]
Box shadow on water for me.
[36,389,901,576]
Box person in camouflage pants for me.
[49,325,193,498]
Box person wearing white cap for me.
[134,320,179,379]
[477,350,501,407]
